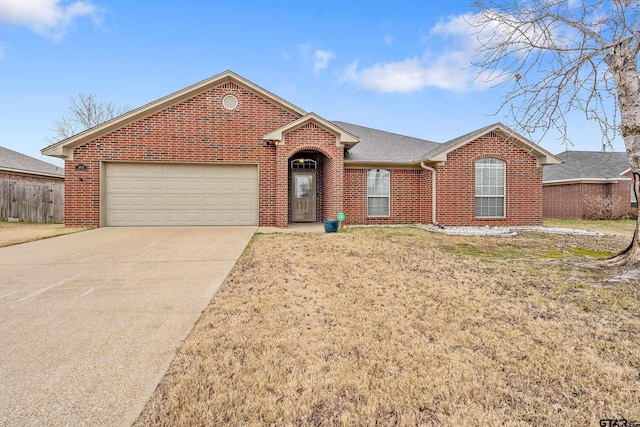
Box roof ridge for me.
[332,120,439,144]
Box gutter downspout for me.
[420,162,439,226]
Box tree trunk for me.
[600,39,640,270]
[600,172,640,269]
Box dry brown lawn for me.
[0,221,89,247]
[543,218,636,237]
[136,225,640,426]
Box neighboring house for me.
[543,151,634,219]
[0,146,65,223]
[41,70,560,228]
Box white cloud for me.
[341,14,501,94]
[430,13,471,37]
[342,59,429,93]
[295,43,335,75]
[0,0,101,41]
[312,49,335,75]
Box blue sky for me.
[0,0,625,166]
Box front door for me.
[291,171,316,222]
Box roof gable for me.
[41,71,307,159]
[543,150,632,183]
[339,121,560,167]
[264,114,359,148]
[423,123,561,166]
[0,146,64,178]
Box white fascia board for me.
[543,177,631,185]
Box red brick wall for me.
[543,176,633,219]
[63,80,545,228]
[612,171,633,218]
[66,81,352,228]
[578,183,608,219]
[65,81,300,227]
[278,123,343,226]
[435,132,543,226]
[343,133,543,227]
[543,184,585,218]
[343,168,430,225]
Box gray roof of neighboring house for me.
[334,121,440,163]
[0,146,64,178]
[543,151,631,182]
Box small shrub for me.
[584,194,623,220]
[621,207,638,220]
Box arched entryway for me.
[288,150,328,223]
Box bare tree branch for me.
[47,93,129,143]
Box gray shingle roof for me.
[423,123,501,159]
[543,151,630,182]
[334,121,560,166]
[0,146,64,177]
[333,121,440,163]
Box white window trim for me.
[367,169,390,217]
[475,159,506,219]
[222,94,239,110]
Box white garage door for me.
[105,163,258,226]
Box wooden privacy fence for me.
[0,179,64,223]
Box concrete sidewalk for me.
[0,226,255,426]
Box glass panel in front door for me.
[295,175,312,198]
[293,173,316,222]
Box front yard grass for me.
[136,226,640,426]
[0,221,89,247]
[543,218,636,236]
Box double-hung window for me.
[367,169,390,217]
[475,158,505,217]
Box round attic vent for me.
[222,94,238,110]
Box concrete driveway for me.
[0,226,255,426]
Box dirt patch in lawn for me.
[136,227,640,426]
[0,221,89,247]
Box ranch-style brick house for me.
[41,70,560,228]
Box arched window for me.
[475,158,505,217]
[367,169,390,217]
